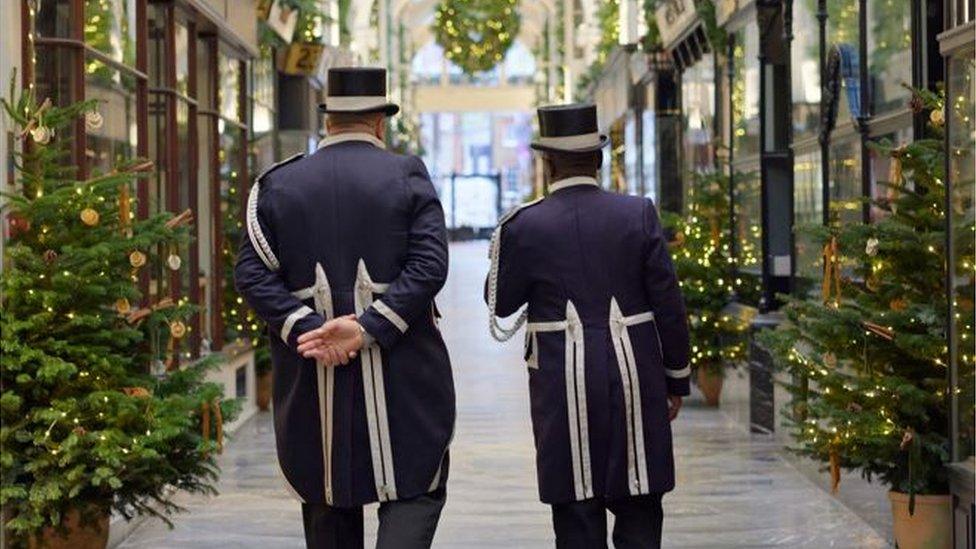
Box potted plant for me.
[1,78,238,547]
[758,89,960,548]
[254,348,273,412]
[665,169,748,406]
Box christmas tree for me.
[665,169,749,380]
[0,75,238,541]
[758,89,969,508]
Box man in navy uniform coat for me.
[486,104,690,548]
[235,67,455,548]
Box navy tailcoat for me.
[235,133,455,508]
[488,176,690,504]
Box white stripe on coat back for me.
[355,259,398,502]
[609,298,653,496]
[564,301,593,500]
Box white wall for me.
[0,2,22,268]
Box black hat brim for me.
[530,134,609,153]
[317,102,400,117]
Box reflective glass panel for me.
[732,25,760,158]
[948,49,976,460]
[866,0,912,115]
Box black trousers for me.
[551,494,664,549]
[301,488,446,549]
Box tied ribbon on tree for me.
[200,398,224,454]
[887,145,905,206]
[900,428,921,515]
[821,236,842,306]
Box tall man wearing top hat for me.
[485,104,690,548]
[235,67,455,548]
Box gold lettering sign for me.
[655,0,700,50]
[283,43,325,76]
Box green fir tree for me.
[0,76,238,542]
[665,169,749,380]
[758,89,966,506]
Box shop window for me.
[734,167,762,302]
[732,26,760,159]
[681,54,716,177]
[35,0,73,38]
[84,57,138,174]
[868,127,911,222]
[84,0,137,68]
[866,0,911,116]
[828,138,861,225]
[641,104,657,201]
[175,20,191,97]
[33,43,80,112]
[827,0,860,125]
[250,47,278,172]
[219,55,243,122]
[219,122,249,345]
[948,48,976,460]
[793,151,823,281]
[791,0,821,141]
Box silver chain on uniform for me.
[487,224,527,342]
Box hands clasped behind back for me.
[297,314,366,367]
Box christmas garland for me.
[433,0,520,75]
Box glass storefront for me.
[828,137,862,225]
[948,47,976,461]
[792,1,821,142]
[29,0,255,355]
[793,150,823,281]
[866,0,911,116]
[732,24,760,159]
[827,0,860,123]
[681,54,716,180]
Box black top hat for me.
[318,67,400,116]
[530,103,609,153]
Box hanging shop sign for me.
[654,0,710,71]
[655,0,699,49]
[267,0,299,43]
[283,42,326,76]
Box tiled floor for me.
[120,242,889,548]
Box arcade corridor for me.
[119,243,888,548]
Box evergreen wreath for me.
[433,0,520,75]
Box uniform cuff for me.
[284,313,326,350]
[358,309,400,349]
[665,365,691,397]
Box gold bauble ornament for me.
[115,297,131,314]
[80,207,100,226]
[169,320,187,339]
[129,250,147,268]
[167,254,182,271]
[889,298,907,311]
[929,108,945,127]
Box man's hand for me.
[667,394,683,421]
[297,315,365,367]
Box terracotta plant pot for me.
[256,370,273,411]
[888,491,951,549]
[696,367,724,407]
[28,507,109,549]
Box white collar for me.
[548,176,599,193]
[317,132,386,150]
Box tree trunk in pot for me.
[888,491,951,549]
[256,370,273,411]
[28,507,109,549]
[696,367,724,407]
